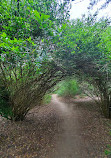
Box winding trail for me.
[49,94,102,158]
[0,94,110,158]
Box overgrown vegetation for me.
[55,79,79,97]
[0,0,111,120]
[0,0,69,121]
[42,94,52,105]
[52,17,111,118]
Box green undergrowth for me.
[105,129,111,157]
[55,79,80,97]
[42,94,52,105]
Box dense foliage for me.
[0,0,70,120]
[0,0,111,120]
[52,16,111,118]
[55,79,79,97]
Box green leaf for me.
[33,10,40,19]
[71,51,75,54]
[14,38,17,43]
[27,37,31,41]
[62,23,67,29]
[41,13,50,21]
[1,32,7,38]
[43,14,50,20]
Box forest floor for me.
[0,94,111,158]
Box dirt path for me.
[0,94,111,158]
[49,94,110,158]
[50,94,92,158]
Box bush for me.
[56,79,79,97]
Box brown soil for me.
[0,94,111,158]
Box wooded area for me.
[0,0,111,121]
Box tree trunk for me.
[95,79,111,119]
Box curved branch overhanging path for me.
[49,94,108,158]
